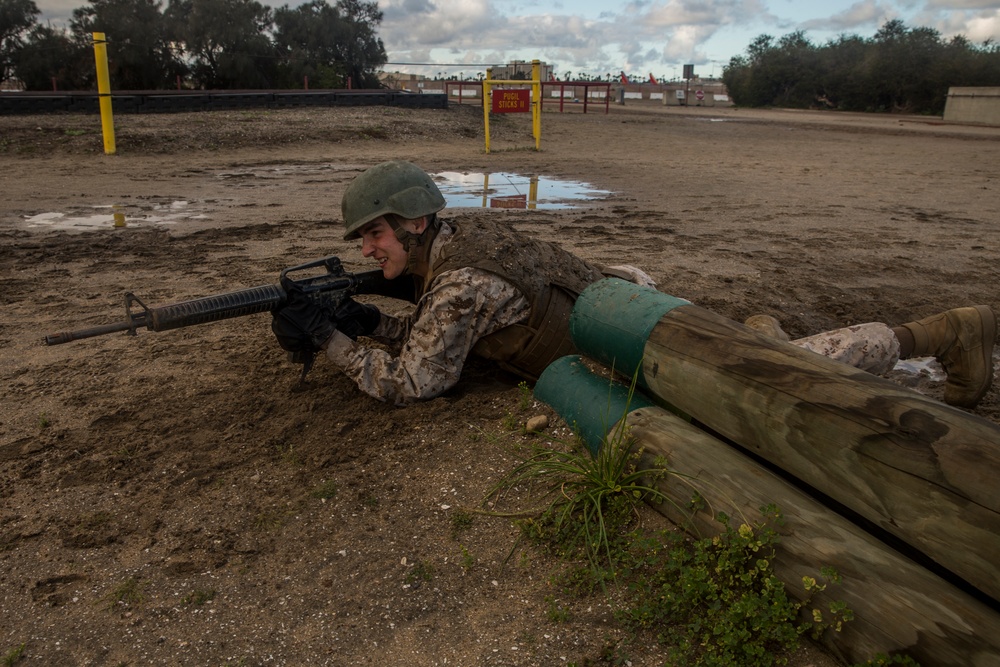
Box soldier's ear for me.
[406,216,429,234]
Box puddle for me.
[216,165,612,209]
[15,167,609,232]
[21,200,212,231]
[433,172,610,209]
[893,357,946,382]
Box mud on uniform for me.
[326,218,901,405]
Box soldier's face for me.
[358,216,426,279]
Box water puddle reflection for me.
[16,168,610,232]
[893,357,945,382]
[21,200,211,231]
[434,172,610,209]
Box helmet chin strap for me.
[386,214,439,275]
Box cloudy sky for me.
[33,0,1000,80]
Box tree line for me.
[722,20,1000,115]
[0,0,386,91]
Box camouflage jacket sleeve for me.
[325,267,530,405]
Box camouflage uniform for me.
[326,220,652,405]
[326,219,899,405]
[792,322,900,375]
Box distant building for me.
[380,62,557,91]
[379,72,433,92]
[488,61,554,82]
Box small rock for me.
[526,415,549,433]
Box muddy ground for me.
[1,101,998,666]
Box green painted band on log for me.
[569,277,689,381]
[534,355,652,456]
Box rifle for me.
[43,256,414,380]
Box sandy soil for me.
[1,101,998,666]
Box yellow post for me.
[92,32,116,155]
[482,68,492,153]
[531,60,541,150]
[481,62,542,153]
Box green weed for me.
[451,509,474,536]
[182,588,216,606]
[252,510,283,531]
[273,441,302,466]
[116,442,142,460]
[544,595,571,622]
[853,654,922,667]
[618,507,852,667]
[517,381,533,410]
[501,412,520,432]
[310,480,338,500]
[38,413,50,429]
[458,544,475,571]
[2,644,25,666]
[488,416,678,582]
[405,559,435,585]
[105,577,145,609]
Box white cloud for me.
[382,0,779,75]
[923,7,1000,42]
[798,1,898,33]
[33,0,1000,79]
[926,0,1000,8]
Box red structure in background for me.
[444,80,611,114]
[541,81,611,114]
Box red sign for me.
[490,194,527,209]
[492,89,530,114]
[695,90,705,100]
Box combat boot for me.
[744,314,790,341]
[900,305,996,408]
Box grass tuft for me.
[2,644,25,667]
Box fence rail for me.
[0,89,448,115]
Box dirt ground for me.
[1,100,999,666]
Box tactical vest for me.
[416,217,606,380]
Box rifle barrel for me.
[44,320,140,346]
[42,266,408,347]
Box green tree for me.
[331,0,385,88]
[167,0,277,89]
[814,34,868,110]
[71,0,185,89]
[724,20,1000,115]
[13,23,90,90]
[866,20,941,112]
[723,34,777,106]
[0,0,39,84]
[273,0,348,88]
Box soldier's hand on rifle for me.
[271,277,337,355]
[335,298,381,340]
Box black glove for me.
[271,278,337,356]
[335,298,381,340]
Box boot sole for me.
[964,305,996,407]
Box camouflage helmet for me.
[342,160,446,240]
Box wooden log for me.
[535,356,1000,666]
[568,278,1000,603]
